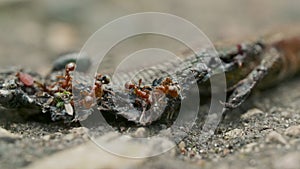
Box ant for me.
[154,77,180,98]
[35,62,76,94]
[124,77,180,109]
[125,79,152,106]
[57,62,76,91]
[82,73,110,109]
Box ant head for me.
[65,62,76,72]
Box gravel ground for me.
[0,76,299,169]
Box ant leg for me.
[224,48,281,109]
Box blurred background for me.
[0,0,299,74]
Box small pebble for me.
[69,127,89,135]
[241,108,264,120]
[64,133,75,141]
[133,127,147,138]
[285,125,300,137]
[42,135,52,141]
[242,142,258,153]
[178,141,186,150]
[224,129,244,139]
[281,111,292,118]
[222,148,230,156]
[266,131,287,145]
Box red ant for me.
[90,74,110,98]
[154,77,180,98]
[82,73,110,109]
[35,62,76,94]
[125,77,180,109]
[57,62,76,91]
[125,79,152,104]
